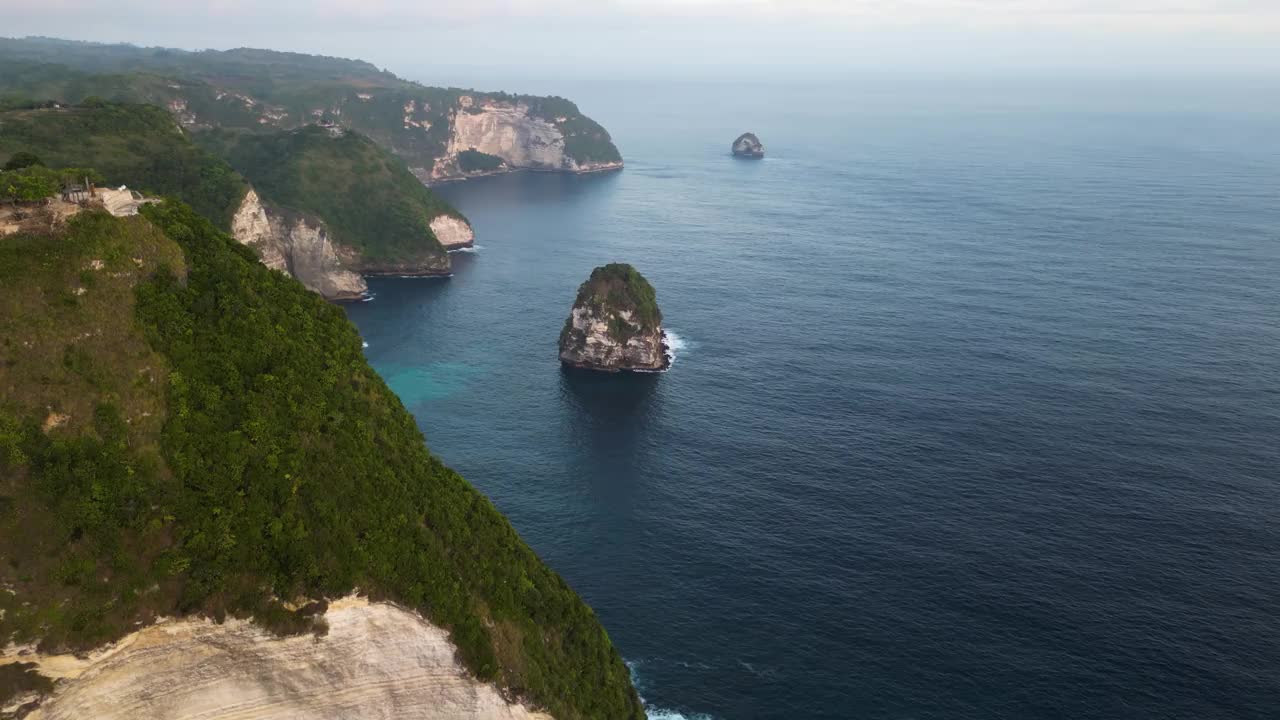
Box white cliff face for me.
[559,307,667,372]
[231,189,367,301]
[447,105,564,171]
[429,214,475,250]
[5,597,552,720]
[231,189,287,271]
[434,104,623,180]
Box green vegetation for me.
[0,663,54,707]
[196,126,461,264]
[456,148,506,173]
[0,204,643,719]
[0,38,622,170]
[3,151,43,171]
[0,165,99,203]
[567,263,662,343]
[561,115,624,165]
[582,263,662,329]
[0,102,247,228]
[523,96,622,165]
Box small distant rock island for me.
[559,263,670,372]
[732,132,765,158]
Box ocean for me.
[344,75,1280,719]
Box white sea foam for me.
[664,329,689,366]
[361,341,369,349]
[450,244,483,254]
[646,710,717,720]
[360,294,376,303]
[629,659,718,720]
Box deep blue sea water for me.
[345,78,1280,719]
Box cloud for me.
[7,0,1280,32]
[4,0,1278,76]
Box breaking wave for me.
[629,659,718,720]
[664,329,689,365]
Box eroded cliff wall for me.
[230,190,369,301]
[432,102,623,181]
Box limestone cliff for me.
[231,189,372,301]
[429,213,476,250]
[1,598,552,720]
[431,100,623,181]
[559,263,668,372]
[231,189,463,300]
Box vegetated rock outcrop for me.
[0,204,645,720]
[5,598,551,720]
[230,189,371,301]
[430,97,623,180]
[208,126,471,298]
[732,132,765,158]
[559,263,669,372]
[0,37,624,184]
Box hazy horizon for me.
[4,0,1280,84]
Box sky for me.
[3,0,1279,81]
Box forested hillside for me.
[0,101,245,227]
[0,203,644,719]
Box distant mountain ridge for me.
[0,36,623,182]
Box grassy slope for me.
[196,126,461,264]
[0,212,187,652]
[0,205,643,719]
[0,102,247,229]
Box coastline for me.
[428,161,624,186]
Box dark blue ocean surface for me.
[344,79,1280,719]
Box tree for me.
[3,152,43,171]
[0,166,99,204]
[0,167,59,203]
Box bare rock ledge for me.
[1,597,552,720]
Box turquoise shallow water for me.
[346,78,1280,719]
